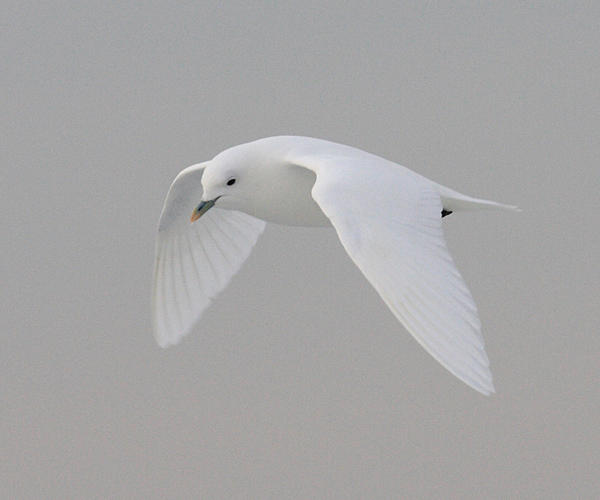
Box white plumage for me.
[153,136,518,395]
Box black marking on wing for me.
[441,209,453,218]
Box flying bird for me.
[152,136,518,395]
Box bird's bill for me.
[190,199,216,222]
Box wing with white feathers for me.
[152,165,266,347]
[294,151,495,395]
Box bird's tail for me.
[434,183,520,213]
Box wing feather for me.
[293,152,495,395]
[152,165,265,347]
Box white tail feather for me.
[434,184,520,213]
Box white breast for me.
[243,163,331,227]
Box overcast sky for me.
[3,1,599,498]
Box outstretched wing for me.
[293,150,494,395]
[152,164,266,347]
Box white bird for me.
[153,136,518,395]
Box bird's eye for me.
[227,178,236,186]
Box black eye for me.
[227,178,236,186]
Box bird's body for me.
[153,136,518,395]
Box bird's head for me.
[189,138,303,224]
[190,151,257,222]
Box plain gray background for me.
[3,1,599,498]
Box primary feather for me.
[152,164,265,347]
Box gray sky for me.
[3,1,599,498]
